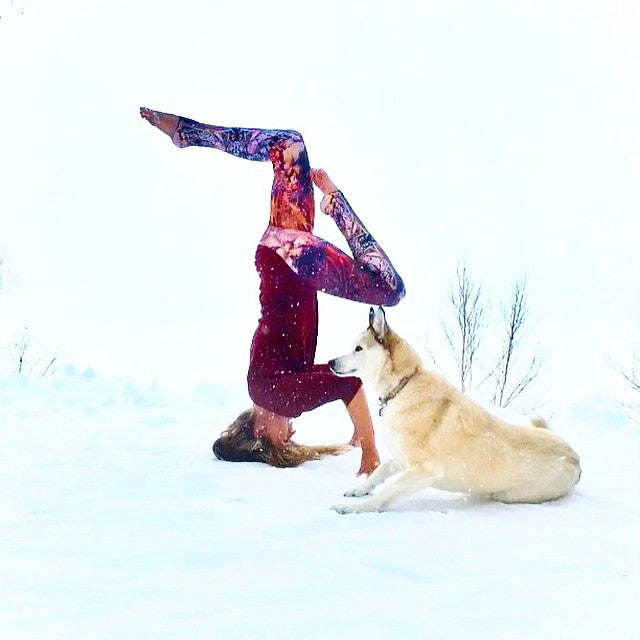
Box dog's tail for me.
[530,416,549,429]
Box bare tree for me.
[41,355,59,377]
[1,256,59,377]
[14,326,30,374]
[442,262,488,392]
[613,354,640,424]
[430,265,543,411]
[489,277,542,408]
[12,326,60,377]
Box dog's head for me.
[329,307,391,381]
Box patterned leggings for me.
[173,117,404,302]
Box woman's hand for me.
[349,429,380,474]
[357,451,380,476]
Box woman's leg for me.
[313,170,405,302]
[142,108,404,302]
[140,108,314,231]
[248,365,361,419]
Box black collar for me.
[378,372,417,416]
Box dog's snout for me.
[328,358,337,372]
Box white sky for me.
[1,0,639,410]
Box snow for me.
[1,373,638,639]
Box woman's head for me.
[212,409,265,463]
[212,406,348,468]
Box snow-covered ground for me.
[1,373,638,639]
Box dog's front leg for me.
[343,459,400,497]
[332,462,442,514]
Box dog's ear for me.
[370,306,388,342]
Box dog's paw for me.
[331,502,358,515]
[331,500,382,515]
[343,485,371,498]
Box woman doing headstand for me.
[140,108,405,474]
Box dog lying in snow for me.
[328,307,581,514]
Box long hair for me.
[212,409,348,468]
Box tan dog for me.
[329,307,581,514]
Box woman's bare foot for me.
[140,107,180,140]
[310,168,339,195]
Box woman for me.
[140,107,405,474]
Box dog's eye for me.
[355,346,363,352]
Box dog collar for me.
[378,372,417,417]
